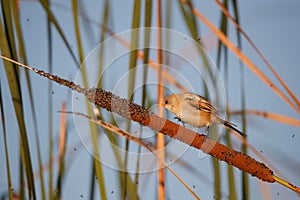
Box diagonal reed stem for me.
[1,54,300,193]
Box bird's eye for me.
[165,100,168,105]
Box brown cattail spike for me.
[1,54,299,193]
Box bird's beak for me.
[161,102,165,107]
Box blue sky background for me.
[0,0,300,199]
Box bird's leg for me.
[174,117,185,127]
[205,126,211,138]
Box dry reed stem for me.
[63,111,201,200]
[58,102,67,158]
[184,1,300,113]
[214,0,300,110]
[2,55,300,192]
[97,22,189,93]
[231,110,300,127]
[156,0,166,199]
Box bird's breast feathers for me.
[179,107,212,127]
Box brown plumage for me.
[162,93,246,137]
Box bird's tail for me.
[220,119,247,137]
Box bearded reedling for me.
[162,93,246,137]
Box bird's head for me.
[162,94,183,115]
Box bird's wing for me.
[184,93,218,113]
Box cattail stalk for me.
[1,54,299,192]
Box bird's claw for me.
[173,117,185,127]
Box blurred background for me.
[0,0,299,199]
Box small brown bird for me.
[162,93,246,137]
